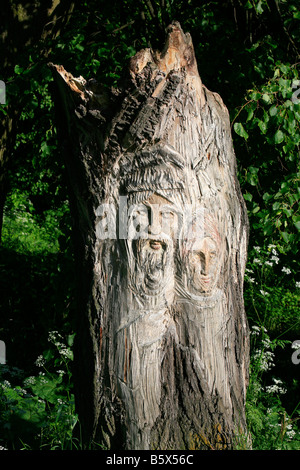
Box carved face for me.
[128,193,180,301]
[187,236,220,294]
[181,209,223,296]
[128,193,180,242]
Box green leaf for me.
[263,192,272,202]
[256,0,264,14]
[75,44,85,52]
[281,231,290,243]
[262,93,271,104]
[269,105,278,116]
[31,374,63,403]
[274,68,280,78]
[245,0,253,8]
[14,65,23,74]
[250,91,261,100]
[40,141,51,156]
[283,207,292,217]
[234,122,249,140]
[274,130,284,144]
[43,349,55,361]
[243,193,253,202]
[258,119,267,134]
[284,99,293,109]
[293,216,300,231]
[67,333,76,347]
[272,202,281,211]
[247,108,254,122]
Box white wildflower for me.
[35,355,46,367]
[270,255,279,264]
[253,258,263,265]
[23,376,36,387]
[273,378,283,385]
[247,277,255,283]
[260,289,270,296]
[251,325,261,335]
[59,348,73,359]
[265,383,287,394]
[262,337,272,348]
[282,267,291,274]
[1,380,11,389]
[245,267,254,273]
[265,378,287,394]
[271,248,278,256]
[296,281,300,289]
[48,331,63,344]
[39,377,48,384]
[254,246,261,252]
[265,261,273,266]
[253,349,275,371]
[286,428,296,440]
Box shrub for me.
[0,331,78,450]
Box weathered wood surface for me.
[50,22,250,450]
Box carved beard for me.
[130,237,174,306]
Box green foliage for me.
[2,190,69,254]
[244,243,300,334]
[246,325,300,450]
[233,61,300,252]
[0,332,78,450]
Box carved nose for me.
[200,253,209,275]
[148,223,160,237]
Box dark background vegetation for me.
[0,0,299,450]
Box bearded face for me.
[133,237,172,295]
[127,193,180,305]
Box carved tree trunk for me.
[50,22,250,450]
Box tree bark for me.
[50,22,250,450]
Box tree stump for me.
[49,22,250,450]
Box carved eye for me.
[132,209,149,232]
[161,210,174,221]
[190,253,200,264]
[133,209,148,220]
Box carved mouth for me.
[192,276,212,290]
[149,240,166,250]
